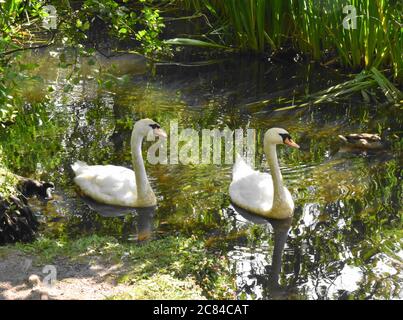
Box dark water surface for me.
[1,49,401,299]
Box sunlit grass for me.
[9,234,236,299]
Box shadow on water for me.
[0,49,402,299]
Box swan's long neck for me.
[131,130,153,201]
[265,143,287,210]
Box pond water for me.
[1,48,402,299]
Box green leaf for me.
[119,28,128,34]
[164,38,230,50]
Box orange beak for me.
[153,128,167,139]
[284,138,300,149]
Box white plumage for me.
[72,119,166,208]
[229,128,299,219]
[72,162,138,207]
[230,156,275,214]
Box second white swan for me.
[229,128,299,219]
[72,119,167,208]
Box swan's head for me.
[264,128,299,148]
[134,118,167,139]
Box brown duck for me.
[338,129,391,150]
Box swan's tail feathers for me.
[232,154,254,182]
[71,160,88,175]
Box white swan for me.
[72,119,167,207]
[229,128,299,219]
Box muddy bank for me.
[0,250,135,300]
[0,235,233,300]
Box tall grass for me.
[179,0,402,82]
[190,0,292,51]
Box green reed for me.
[179,0,402,81]
[275,67,403,111]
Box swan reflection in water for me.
[228,203,292,299]
[80,195,156,241]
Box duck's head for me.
[264,128,299,148]
[133,118,167,139]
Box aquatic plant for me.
[277,67,403,110]
[178,0,403,81]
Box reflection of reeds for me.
[179,0,402,81]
